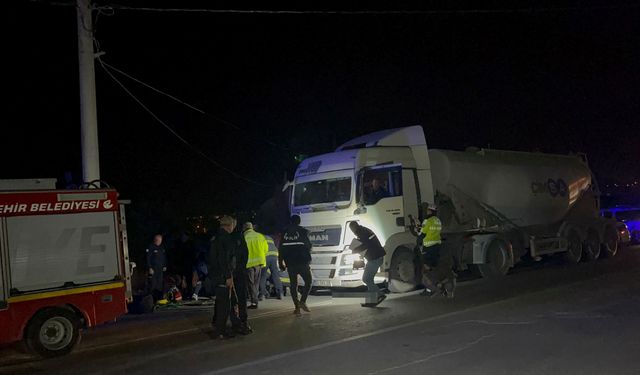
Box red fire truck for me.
[0,182,132,357]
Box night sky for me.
[6,1,640,240]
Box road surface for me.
[2,246,639,374]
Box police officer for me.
[146,234,166,303]
[418,203,455,298]
[279,215,313,316]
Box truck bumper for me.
[309,252,387,288]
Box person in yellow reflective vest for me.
[259,234,283,300]
[243,222,268,309]
[418,203,456,298]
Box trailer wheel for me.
[563,230,583,264]
[25,307,82,358]
[600,225,618,258]
[477,239,511,279]
[388,247,418,293]
[583,230,601,261]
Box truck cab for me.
[291,126,434,291]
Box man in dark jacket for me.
[208,216,252,338]
[348,222,387,307]
[146,234,166,303]
[279,215,313,316]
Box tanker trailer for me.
[430,148,620,278]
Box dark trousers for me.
[212,271,249,331]
[246,266,261,305]
[421,244,455,288]
[260,256,283,297]
[288,263,312,307]
[213,285,231,332]
[149,268,164,301]
[232,272,248,326]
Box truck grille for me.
[310,269,335,279]
[311,255,337,265]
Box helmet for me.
[422,202,437,211]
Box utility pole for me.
[77,0,100,183]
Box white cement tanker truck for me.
[290,125,619,292]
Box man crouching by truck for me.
[348,221,387,307]
[418,203,456,298]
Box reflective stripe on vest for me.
[265,236,279,257]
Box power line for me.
[96,56,271,187]
[98,58,291,151]
[99,4,640,15]
[44,2,640,14]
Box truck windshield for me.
[294,177,352,207]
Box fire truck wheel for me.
[25,307,82,358]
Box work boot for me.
[420,288,436,297]
[444,279,456,299]
[212,328,234,340]
[233,323,253,335]
[300,302,310,313]
[377,294,387,304]
[293,306,302,316]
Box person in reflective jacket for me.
[418,203,456,298]
[243,222,268,309]
[279,215,313,316]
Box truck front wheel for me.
[388,247,418,293]
[25,307,82,358]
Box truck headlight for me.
[341,251,360,266]
[353,258,365,270]
[343,252,365,270]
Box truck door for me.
[402,169,420,231]
[358,165,404,240]
[0,222,7,310]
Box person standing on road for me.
[279,215,313,316]
[146,234,166,303]
[230,218,253,335]
[348,222,387,307]
[260,234,283,300]
[418,203,456,298]
[208,216,252,339]
[243,222,268,309]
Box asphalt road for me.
[2,246,639,375]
